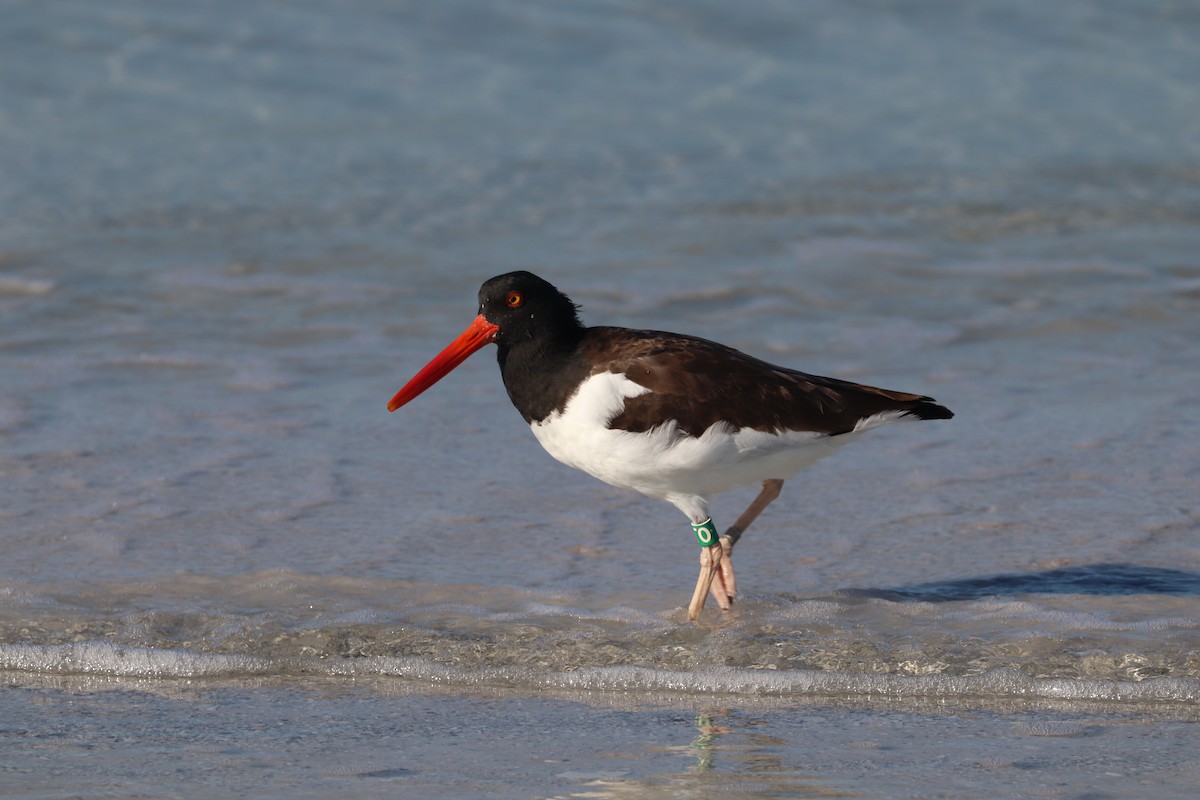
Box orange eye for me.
[505,291,523,308]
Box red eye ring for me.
[505,291,523,308]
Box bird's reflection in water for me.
[583,709,851,799]
[690,711,730,770]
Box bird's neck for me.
[496,328,590,424]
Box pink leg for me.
[687,542,724,621]
[687,479,785,621]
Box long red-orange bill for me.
[387,315,500,412]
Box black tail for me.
[906,399,954,421]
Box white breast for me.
[529,371,850,512]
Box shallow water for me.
[4,676,1200,800]
[3,0,1200,796]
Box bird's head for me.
[476,270,582,348]
[387,271,581,412]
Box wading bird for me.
[388,271,952,620]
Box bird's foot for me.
[710,535,736,610]
[687,536,736,621]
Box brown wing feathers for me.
[584,328,951,436]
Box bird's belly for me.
[531,409,846,500]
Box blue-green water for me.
[2,1,1199,796]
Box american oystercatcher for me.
[388,271,953,620]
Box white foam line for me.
[4,643,1198,705]
[334,659,1200,705]
[537,666,1200,704]
[0,642,273,678]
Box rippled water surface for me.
[2,0,1199,796]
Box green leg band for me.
[692,518,718,547]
